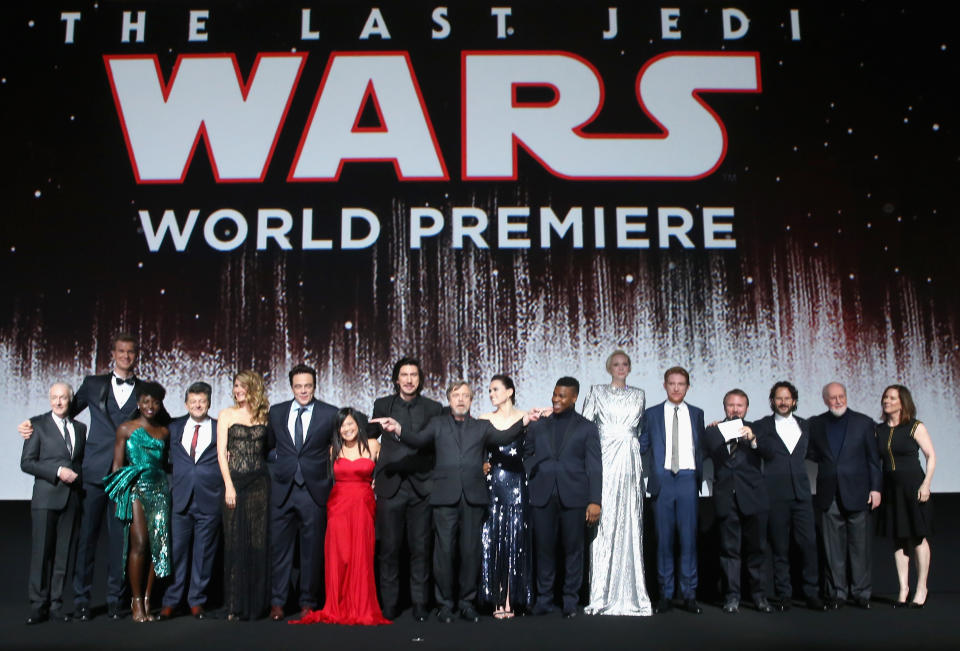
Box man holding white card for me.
[702,389,775,614]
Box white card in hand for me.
[717,419,744,442]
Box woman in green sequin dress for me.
[104,382,172,623]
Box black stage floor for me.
[1,499,958,651]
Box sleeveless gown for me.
[103,426,171,578]
[480,436,533,611]
[581,385,652,616]
[876,419,933,538]
[291,457,390,626]
[222,423,270,619]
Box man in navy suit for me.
[158,382,222,620]
[18,333,141,620]
[524,377,602,618]
[21,382,87,624]
[702,389,775,614]
[807,381,882,609]
[266,364,339,620]
[639,366,704,615]
[752,381,826,611]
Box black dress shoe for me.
[25,611,48,625]
[381,607,398,620]
[805,597,827,611]
[774,598,792,612]
[531,602,556,616]
[74,606,92,621]
[562,609,578,619]
[460,606,480,622]
[754,598,774,614]
[437,607,455,624]
[107,602,122,620]
[654,598,673,614]
[412,604,430,622]
[828,598,845,610]
[682,599,702,614]
[49,609,71,623]
[722,599,739,614]
[853,597,871,610]
[190,606,209,620]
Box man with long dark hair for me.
[371,357,443,621]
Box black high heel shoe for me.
[892,601,908,608]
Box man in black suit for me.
[379,381,530,623]
[524,377,601,619]
[371,357,443,621]
[702,389,775,614]
[158,382,222,620]
[21,382,87,624]
[807,381,882,609]
[19,333,141,620]
[267,363,339,620]
[752,381,826,611]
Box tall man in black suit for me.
[752,381,826,611]
[267,364,339,620]
[372,357,443,621]
[379,381,530,623]
[639,366,704,615]
[21,382,87,624]
[808,381,882,609]
[524,377,602,619]
[158,382,222,620]
[702,389,775,614]
[19,333,141,620]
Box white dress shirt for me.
[287,401,314,443]
[112,373,135,407]
[182,416,213,462]
[774,413,803,455]
[663,401,696,471]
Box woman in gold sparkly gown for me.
[104,381,172,623]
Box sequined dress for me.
[581,384,652,616]
[103,426,171,578]
[480,435,533,610]
[222,423,270,619]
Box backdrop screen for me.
[2,1,957,497]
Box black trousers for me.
[270,483,326,608]
[74,482,125,607]
[717,497,768,602]
[376,480,432,611]
[432,499,484,610]
[29,492,79,613]
[768,497,819,600]
[532,494,584,613]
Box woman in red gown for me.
[290,408,391,626]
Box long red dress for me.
[290,456,391,626]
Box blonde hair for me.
[606,350,631,374]
[234,370,269,424]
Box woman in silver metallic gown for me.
[582,350,652,616]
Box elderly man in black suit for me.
[267,364,339,620]
[702,389,775,614]
[158,382,222,620]
[18,333,141,620]
[377,381,533,623]
[371,357,443,621]
[808,381,882,609]
[753,381,826,611]
[524,377,602,619]
[21,382,87,624]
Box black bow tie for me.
[115,376,135,386]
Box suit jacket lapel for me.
[97,375,110,420]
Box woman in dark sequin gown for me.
[479,375,533,619]
[876,385,936,608]
[104,381,172,623]
[217,370,271,620]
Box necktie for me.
[62,419,73,457]
[670,406,680,473]
[295,406,306,451]
[190,423,201,462]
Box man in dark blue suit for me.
[158,382,222,620]
[807,381,882,609]
[19,333,141,620]
[752,381,826,611]
[266,364,339,620]
[524,377,602,618]
[639,366,704,615]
